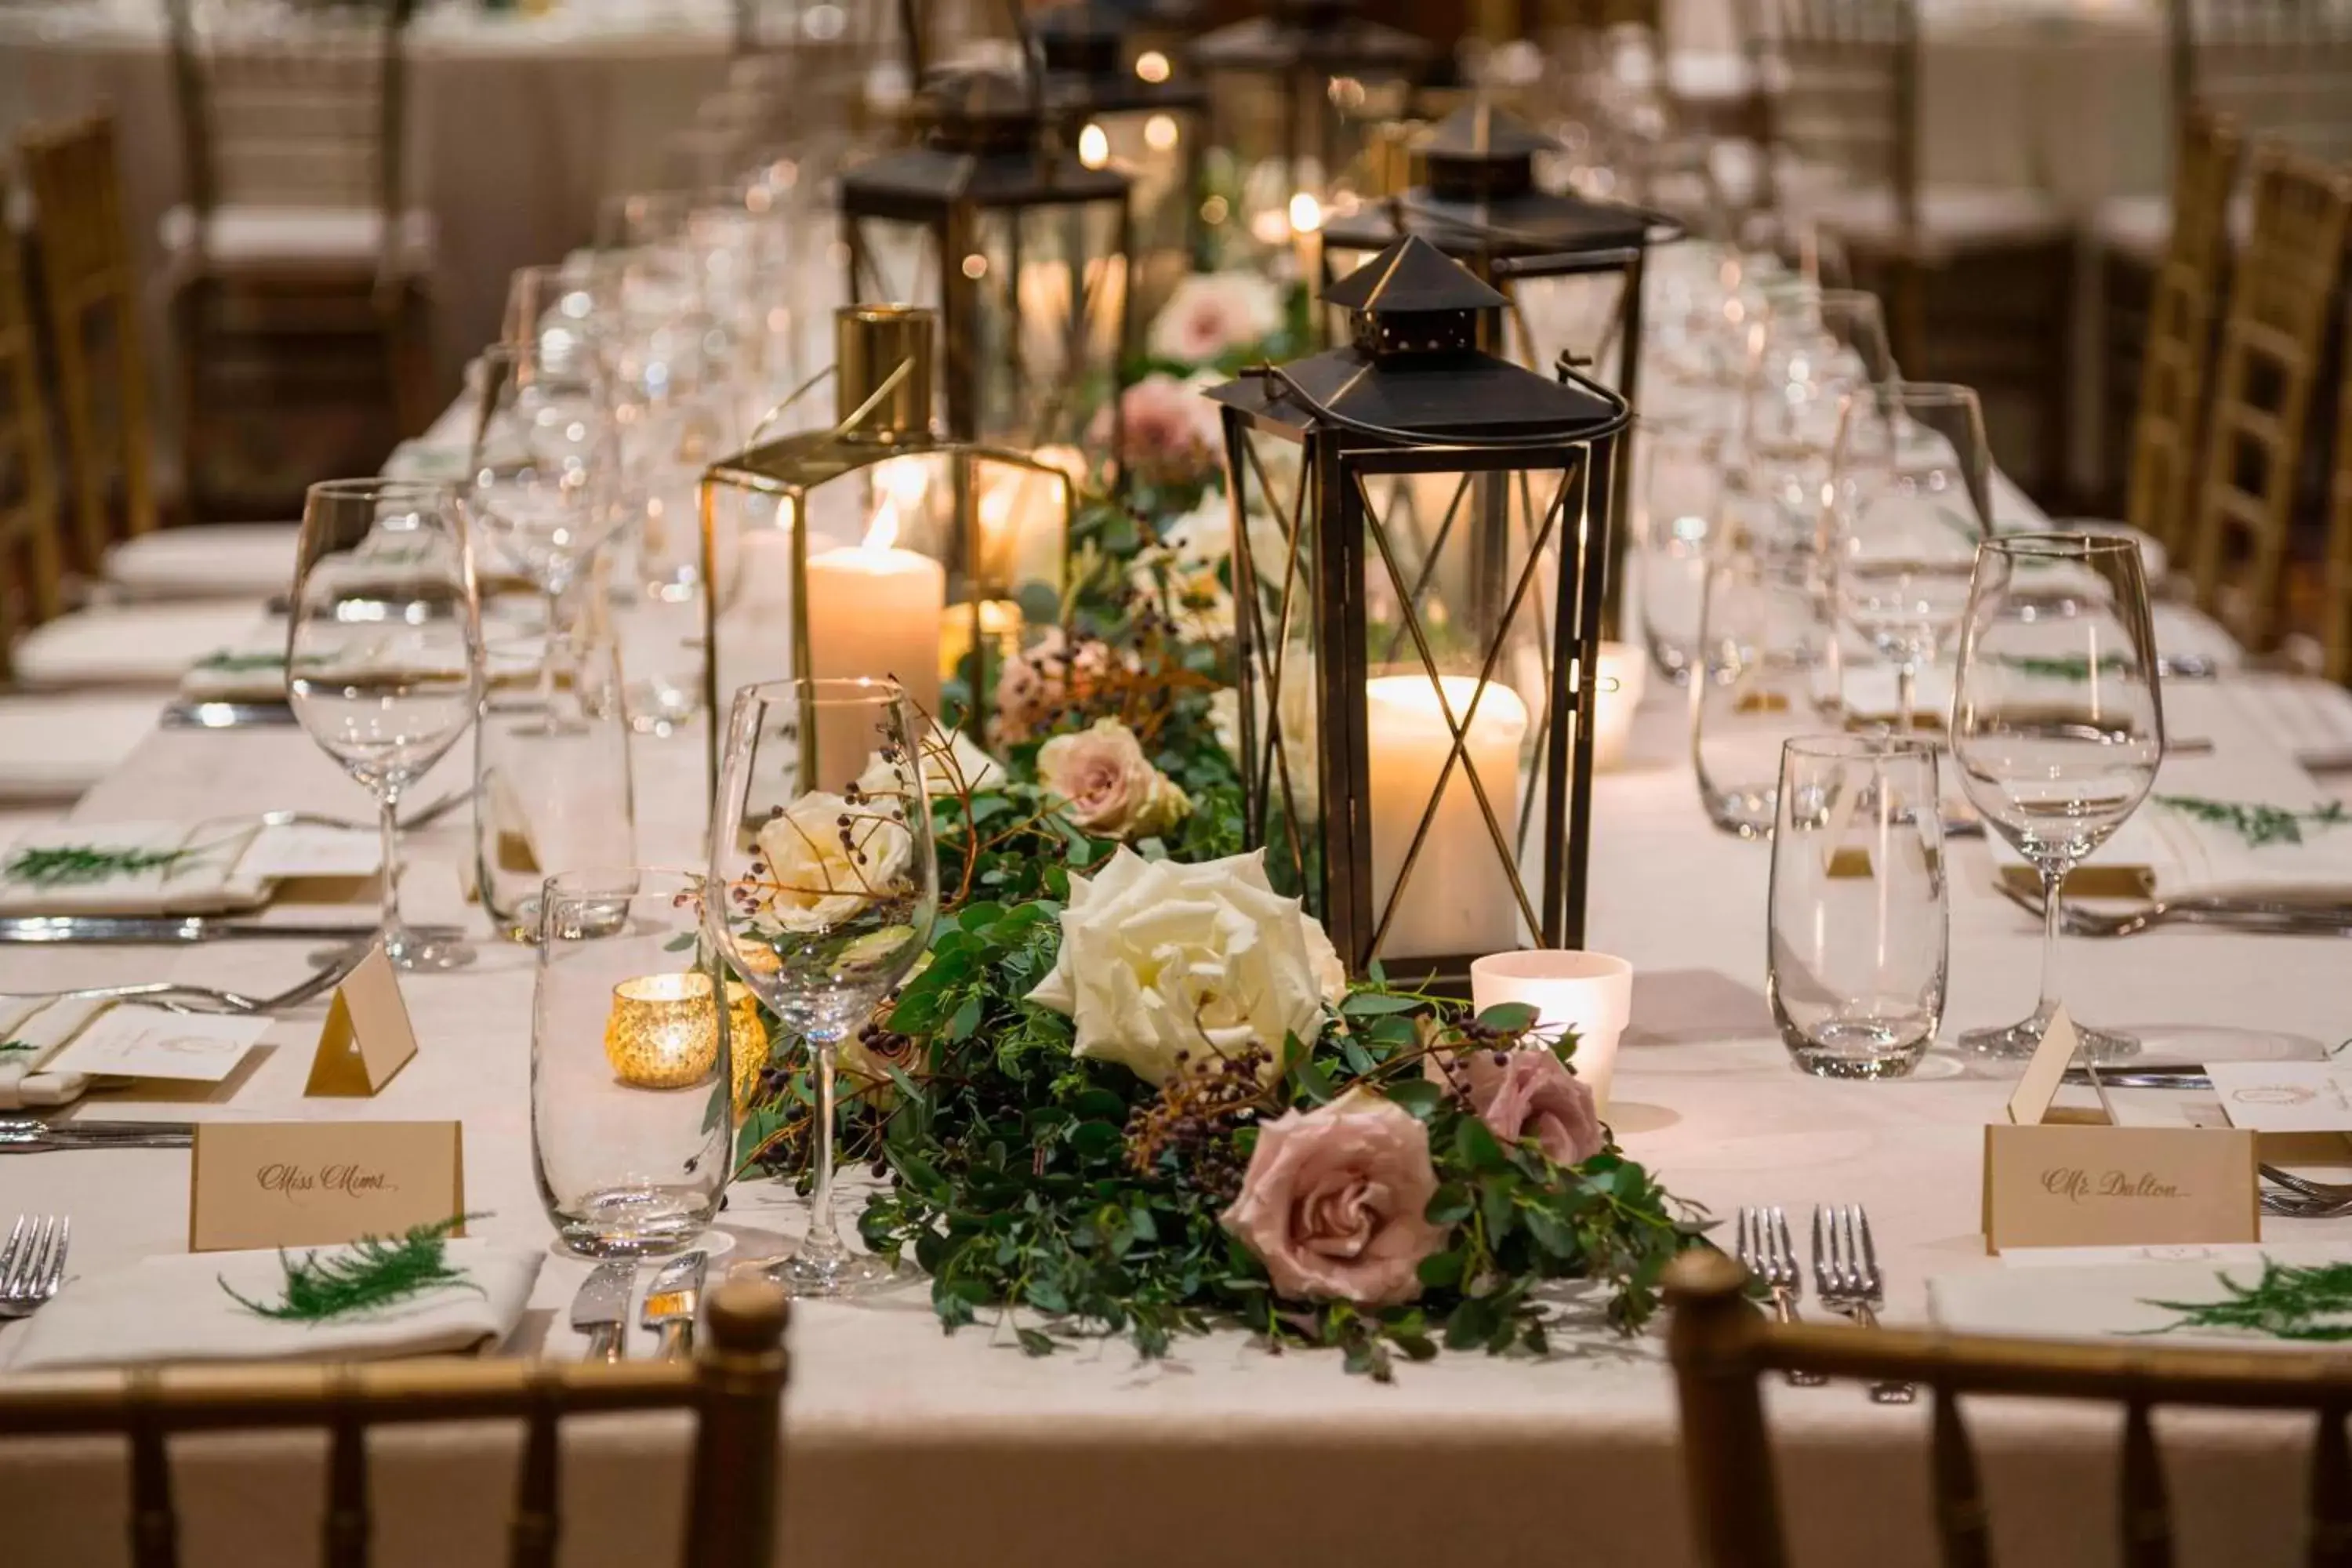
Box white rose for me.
[1147,270,1287,365]
[859,724,1007,800]
[1028,848,1348,1087]
[749,791,913,934]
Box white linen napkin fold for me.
[1988,797,2352,902]
[0,819,272,916]
[0,996,110,1109]
[4,1240,544,1372]
[1929,1243,2352,1348]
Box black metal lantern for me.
[1318,104,1664,401]
[1032,0,1212,289]
[1185,0,1432,257]
[837,56,1135,466]
[1205,235,1630,989]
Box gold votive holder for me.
[604,973,770,1104]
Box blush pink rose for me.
[1221,1089,1449,1306]
[1426,1046,1604,1167]
[1036,717,1191,840]
[1088,372,1222,487]
[992,628,1112,746]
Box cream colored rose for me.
[749,791,913,934]
[1036,718,1192,840]
[858,724,1007,800]
[1028,848,1348,1087]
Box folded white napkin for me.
[5,1240,544,1372]
[1929,1243,2352,1348]
[1988,795,2352,903]
[0,996,108,1109]
[0,820,274,916]
[178,625,292,703]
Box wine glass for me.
[1824,382,1992,735]
[708,677,939,1296]
[1950,533,2165,1060]
[467,339,623,674]
[288,479,486,971]
[1737,285,1895,554]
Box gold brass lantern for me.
[698,303,1077,784]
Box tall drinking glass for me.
[1824,382,1992,735]
[1692,548,1845,837]
[1767,735,1947,1077]
[1951,533,2164,1059]
[288,479,485,971]
[708,677,939,1296]
[1635,424,1725,684]
[533,868,739,1257]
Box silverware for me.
[1734,1207,1826,1387]
[641,1250,706,1362]
[1812,1203,1913,1404]
[0,1117,195,1142]
[0,942,378,1016]
[570,1261,633,1363]
[2259,1166,2352,1217]
[2158,655,2220,681]
[161,701,299,730]
[0,1215,69,1316]
[0,916,460,946]
[2060,1064,2213,1090]
[1994,880,2352,938]
[250,789,474,836]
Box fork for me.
[1812,1204,1915,1404]
[0,1215,69,1317]
[1995,880,2352,939]
[1734,1207,1827,1386]
[0,941,377,1016]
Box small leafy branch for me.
[221,1215,484,1323]
[2156,795,2350,848]
[3,844,194,889]
[2140,1258,2352,1342]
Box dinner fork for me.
[0,1215,68,1317]
[1734,1207,1826,1386]
[1994,880,2352,939]
[1812,1204,1915,1404]
[0,940,376,1016]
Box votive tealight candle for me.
[1468,950,1635,1115]
[605,972,771,1108]
[1592,641,1648,772]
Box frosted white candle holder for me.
[1469,950,1635,1116]
[1593,641,1647,772]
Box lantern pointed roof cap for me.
[1425,101,1559,159]
[1321,233,1508,315]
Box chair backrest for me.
[2323,306,2352,684]
[0,177,67,681]
[18,113,159,570]
[2127,104,2242,561]
[163,0,414,224]
[0,1278,789,1568]
[2183,143,2350,650]
[1762,0,1918,230]
[1665,1250,2352,1568]
[2173,0,2352,167]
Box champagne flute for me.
[1950,533,2164,1059]
[1824,382,1991,735]
[708,677,939,1296]
[288,479,486,971]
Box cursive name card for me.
[1981,1008,2258,1253]
[188,1120,463,1252]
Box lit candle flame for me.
[865,494,901,551]
[1078,123,1110,169]
[1289,191,1323,235]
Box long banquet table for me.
[5,618,2351,1565]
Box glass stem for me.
[378,789,405,943]
[2035,862,2066,1023]
[800,1028,845,1261]
[1895,660,1918,738]
[538,583,565,720]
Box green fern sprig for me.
[221,1215,485,1323]
[2140,1258,2352,1341]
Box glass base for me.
[1961,1010,2140,1062]
[553,1192,713,1259]
[1784,1018,1933,1079]
[385,925,476,971]
[763,1247,898,1298]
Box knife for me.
[570,1261,634,1363]
[2060,1064,2214,1090]
[0,917,452,944]
[641,1250,706,1362]
[161,701,299,730]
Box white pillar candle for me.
[1592,641,1647,772]
[1364,674,1529,960]
[805,502,945,789]
[1468,950,1635,1115]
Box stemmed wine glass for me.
[1824,382,1993,735]
[707,677,939,1296]
[467,339,623,678]
[1740,285,1895,553]
[288,479,486,971]
[1950,532,2165,1059]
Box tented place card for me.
[1982,1009,2259,1253]
[45,1007,272,1083]
[305,944,419,1097]
[188,1120,464,1252]
[238,823,383,880]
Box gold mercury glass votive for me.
[604,973,770,1105]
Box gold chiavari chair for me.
[1759,0,2075,500]
[0,176,67,685]
[2183,144,2350,654]
[2174,0,2352,169]
[17,114,159,578]
[1665,1250,2352,1568]
[0,1279,790,1568]
[2322,307,2352,686]
[2122,106,2243,566]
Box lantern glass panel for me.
[1083,106,1197,297]
[1351,454,1584,964]
[1498,264,1635,393]
[971,200,1129,450]
[1229,416,1321,907]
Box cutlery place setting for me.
[570,1251,708,1363]
[1733,1204,1913,1403]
